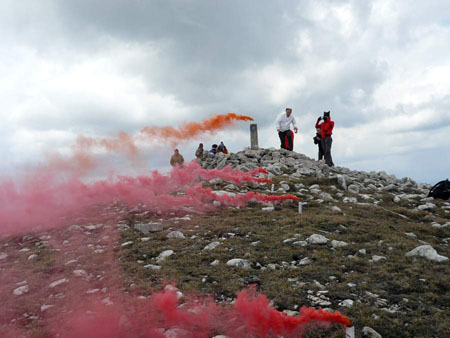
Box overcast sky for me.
[1,0,450,183]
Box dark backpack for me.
[428,179,450,200]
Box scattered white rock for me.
[371,255,386,262]
[306,234,329,244]
[226,259,251,269]
[73,270,88,278]
[64,259,77,265]
[28,254,38,260]
[101,297,113,306]
[339,299,354,307]
[417,203,436,211]
[299,257,312,265]
[319,192,334,201]
[49,278,69,288]
[167,231,185,239]
[331,240,348,248]
[348,184,360,194]
[13,285,29,296]
[262,205,275,211]
[406,245,449,263]
[330,206,342,212]
[203,241,220,250]
[336,174,347,190]
[41,304,54,312]
[359,249,367,255]
[0,252,8,260]
[121,241,133,247]
[210,260,220,266]
[144,264,161,270]
[362,326,382,338]
[141,237,151,242]
[293,241,308,247]
[156,250,174,262]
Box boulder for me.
[306,234,329,244]
[134,222,163,234]
[167,231,185,239]
[226,259,251,269]
[405,245,448,263]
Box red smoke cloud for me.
[47,287,350,338]
[0,162,290,237]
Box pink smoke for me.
[0,162,292,237]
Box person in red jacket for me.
[315,111,334,166]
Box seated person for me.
[217,141,229,154]
[209,144,218,154]
[195,143,204,158]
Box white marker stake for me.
[298,202,302,214]
[345,326,355,338]
[271,184,274,193]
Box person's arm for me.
[170,156,174,166]
[315,117,322,129]
[291,116,298,133]
[181,155,184,163]
[276,117,282,131]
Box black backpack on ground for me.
[428,179,450,200]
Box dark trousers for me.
[278,130,293,151]
[321,136,334,166]
[318,141,324,160]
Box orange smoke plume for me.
[141,113,254,141]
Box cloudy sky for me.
[1,0,450,183]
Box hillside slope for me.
[120,148,450,337]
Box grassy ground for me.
[119,176,450,338]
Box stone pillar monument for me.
[250,123,258,149]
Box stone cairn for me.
[197,147,430,195]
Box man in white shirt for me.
[276,108,298,151]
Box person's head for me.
[285,108,292,117]
[212,144,217,149]
[174,149,179,154]
[323,111,330,120]
[199,143,203,148]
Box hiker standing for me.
[276,108,298,151]
[170,149,185,167]
[315,111,334,166]
[195,143,204,158]
[313,127,324,161]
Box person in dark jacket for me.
[209,144,218,154]
[313,127,324,161]
[315,111,335,166]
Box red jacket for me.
[315,119,334,139]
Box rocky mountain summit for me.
[199,147,440,212]
[2,148,449,338]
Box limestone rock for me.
[348,184,360,194]
[134,222,163,234]
[156,250,174,262]
[331,240,348,248]
[306,234,329,244]
[226,258,251,269]
[362,326,382,338]
[406,245,448,263]
[167,231,185,239]
[13,285,29,296]
[203,241,220,250]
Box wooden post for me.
[250,123,258,150]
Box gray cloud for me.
[1,0,450,182]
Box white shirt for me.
[277,114,297,132]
